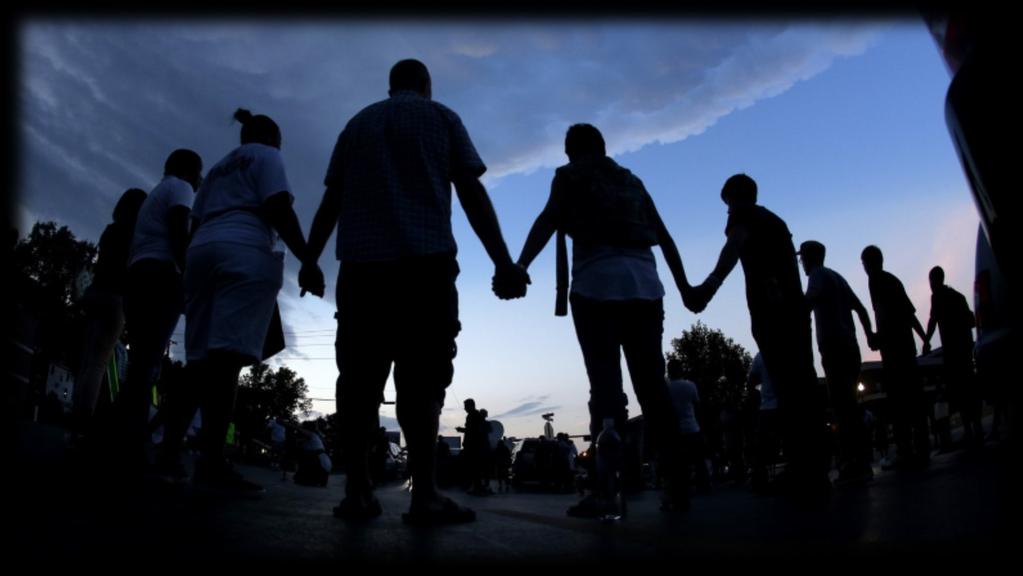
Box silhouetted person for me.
[688,174,829,502]
[517,123,692,515]
[163,108,311,495]
[299,59,526,524]
[923,266,982,445]
[112,150,201,473]
[798,240,875,482]
[666,358,710,492]
[861,245,930,470]
[456,399,488,494]
[478,407,494,493]
[73,188,147,434]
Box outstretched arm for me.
[454,175,529,299]
[913,314,929,349]
[454,176,513,268]
[850,290,877,346]
[650,205,692,303]
[688,225,746,312]
[707,229,744,286]
[296,185,342,298]
[924,312,937,346]
[306,185,342,268]
[850,289,878,350]
[264,191,310,261]
[517,180,564,270]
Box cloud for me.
[18,20,879,249]
[491,401,561,420]
[16,19,881,394]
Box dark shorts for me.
[335,254,461,406]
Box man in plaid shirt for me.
[301,59,528,525]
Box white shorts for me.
[184,241,283,364]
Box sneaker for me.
[192,460,265,498]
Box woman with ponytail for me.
[159,108,310,495]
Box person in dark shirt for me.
[300,60,523,524]
[861,245,930,469]
[458,399,490,495]
[73,188,147,431]
[923,265,982,445]
[689,174,829,502]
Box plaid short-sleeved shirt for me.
[325,90,486,262]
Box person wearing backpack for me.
[516,123,694,515]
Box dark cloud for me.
[491,401,561,420]
[19,20,877,250]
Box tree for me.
[13,221,98,370]
[667,321,752,411]
[14,221,97,312]
[234,363,312,442]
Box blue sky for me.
[17,18,978,445]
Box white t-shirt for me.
[129,176,194,267]
[667,378,701,434]
[190,143,291,250]
[570,241,665,301]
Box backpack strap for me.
[555,229,569,316]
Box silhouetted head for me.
[389,59,431,98]
[861,245,884,276]
[721,173,757,206]
[666,357,685,380]
[929,265,946,292]
[112,188,147,226]
[164,149,203,192]
[564,123,606,163]
[480,409,488,419]
[464,398,476,411]
[798,240,826,276]
[234,108,282,149]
